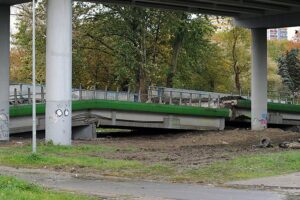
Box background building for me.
[267,28,288,40]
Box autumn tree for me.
[13,1,47,84]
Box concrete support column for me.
[251,28,268,130]
[0,6,10,141]
[46,0,72,145]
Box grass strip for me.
[0,175,97,200]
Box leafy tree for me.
[72,4,218,93]
[214,24,251,93]
[268,57,282,92]
[278,48,300,96]
[267,40,289,61]
[12,1,47,84]
[166,13,215,89]
[191,45,232,92]
[12,2,243,97]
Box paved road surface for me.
[0,166,285,200]
[228,172,300,189]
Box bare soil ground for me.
[8,128,300,172]
[74,128,300,170]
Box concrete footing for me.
[73,124,97,140]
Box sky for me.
[288,26,300,40]
[11,7,18,34]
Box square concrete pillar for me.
[0,6,10,141]
[251,28,268,130]
[46,0,72,145]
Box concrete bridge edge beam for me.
[251,28,268,131]
[46,0,72,145]
[0,6,10,142]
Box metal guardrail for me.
[9,84,222,108]
[9,84,299,108]
[9,84,142,105]
[147,86,223,108]
[148,86,300,105]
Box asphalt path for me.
[0,166,285,200]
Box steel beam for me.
[189,0,290,12]
[0,6,10,142]
[93,0,240,17]
[46,0,72,145]
[138,0,265,15]
[235,11,300,28]
[255,0,300,7]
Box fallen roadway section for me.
[227,100,300,127]
[10,98,300,139]
[9,100,230,139]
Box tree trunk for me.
[234,72,241,94]
[135,24,148,102]
[166,13,187,88]
[231,29,242,93]
[152,12,162,64]
[166,33,184,88]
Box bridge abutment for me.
[251,28,268,131]
[0,6,10,142]
[46,0,72,145]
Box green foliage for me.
[0,176,96,200]
[214,24,251,93]
[1,143,300,184]
[278,48,300,95]
[182,150,300,183]
[12,3,285,94]
[268,57,282,92]
[165,13,215,88]
[268,40,289,61]
[0,143,172,178]
[27,153,43,162]
[12,2,230,93]
[12,1,47,84]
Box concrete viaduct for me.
[1,0,300,145]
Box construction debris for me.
[279,141,300,149]
[254,137,273,148]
